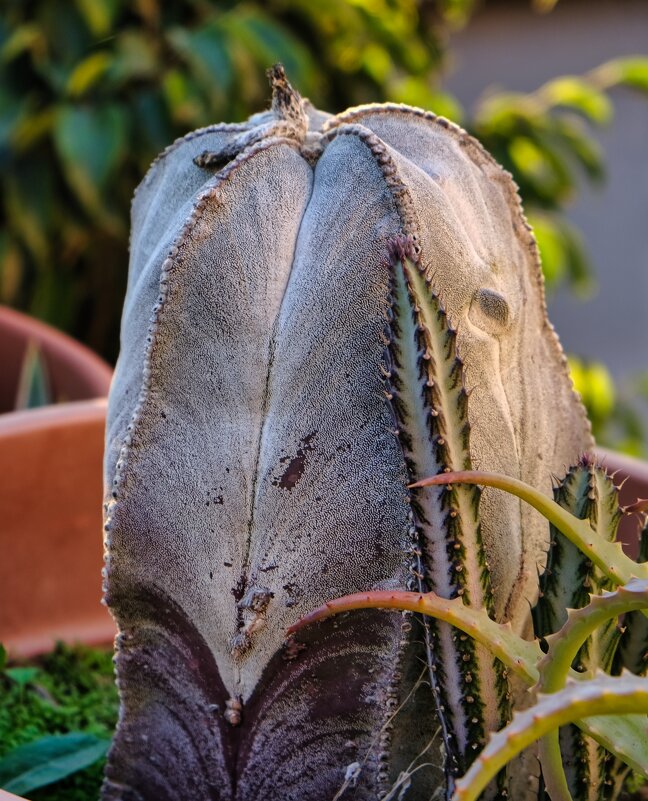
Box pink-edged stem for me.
[409,470,648,585]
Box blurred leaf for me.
[54,104,127,187]
[590,56,648,94]
[166,20,232,103]
[131,89,172,157]
[0,733,110,794]
[531,212,594,295]
[14,342,52,410]
[67,51,112,96]
[11,107,56,152]
[0,233,24,304]
[473,92,538,136]
[438,0,476,28]
[552,116,605,184]
[110,29,158,84]
[35,2,91,67]
[540,76,613,124]
[222,7,316,94]
[552,216,593,296]
[74,0,120,37]
[1,24,43,63]
[161,69,206,126]
[568,356,616,424]
[361,42,392,83]
[0,87,28,154]
[391,75,463,121]
[527,211,565,289]
[509,136,555,186]
[4,159,55,266]
[614,57,648,93]
[5,666,41,686]
[0,643,6,672]
[509,128,574,205]
[53,104,128,232]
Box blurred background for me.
[1,0,647,452]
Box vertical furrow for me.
[386,236,509,792]
[533,458,624,801]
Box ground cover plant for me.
[0,643,118,799]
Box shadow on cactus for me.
[290,454,648,801]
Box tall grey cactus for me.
[102,67,592,800]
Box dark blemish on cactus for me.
[273,432,316,491]
[238,586,274,614]
[231,576,246,603]
[193,149,239,170]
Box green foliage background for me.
[1,0,647,443]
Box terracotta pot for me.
[0,789,29,801]
[0,306,111,413]
[0,307,116,657]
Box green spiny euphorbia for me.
[291,461,648,801]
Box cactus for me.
[292,469,648,800]
[103,66,592,799]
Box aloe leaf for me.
[410,470,648,586]
[533,461,625,801]
[14,340,52,410]
[537,579,648,800]
[0,733,110,794]
[537,733,573,801]
[540,579,648,694]
[452,675,648,801]
[290,588,540,683]
[291,589,648,777]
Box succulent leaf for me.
[452,675,648,801]
[410,471,648,587]
[537,578,648,801]
[292,588,648,779]
[539,579,648,694]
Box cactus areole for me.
[103,67,592,800]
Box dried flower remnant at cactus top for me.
[102,67,591,800]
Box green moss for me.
[0,643,118,800]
